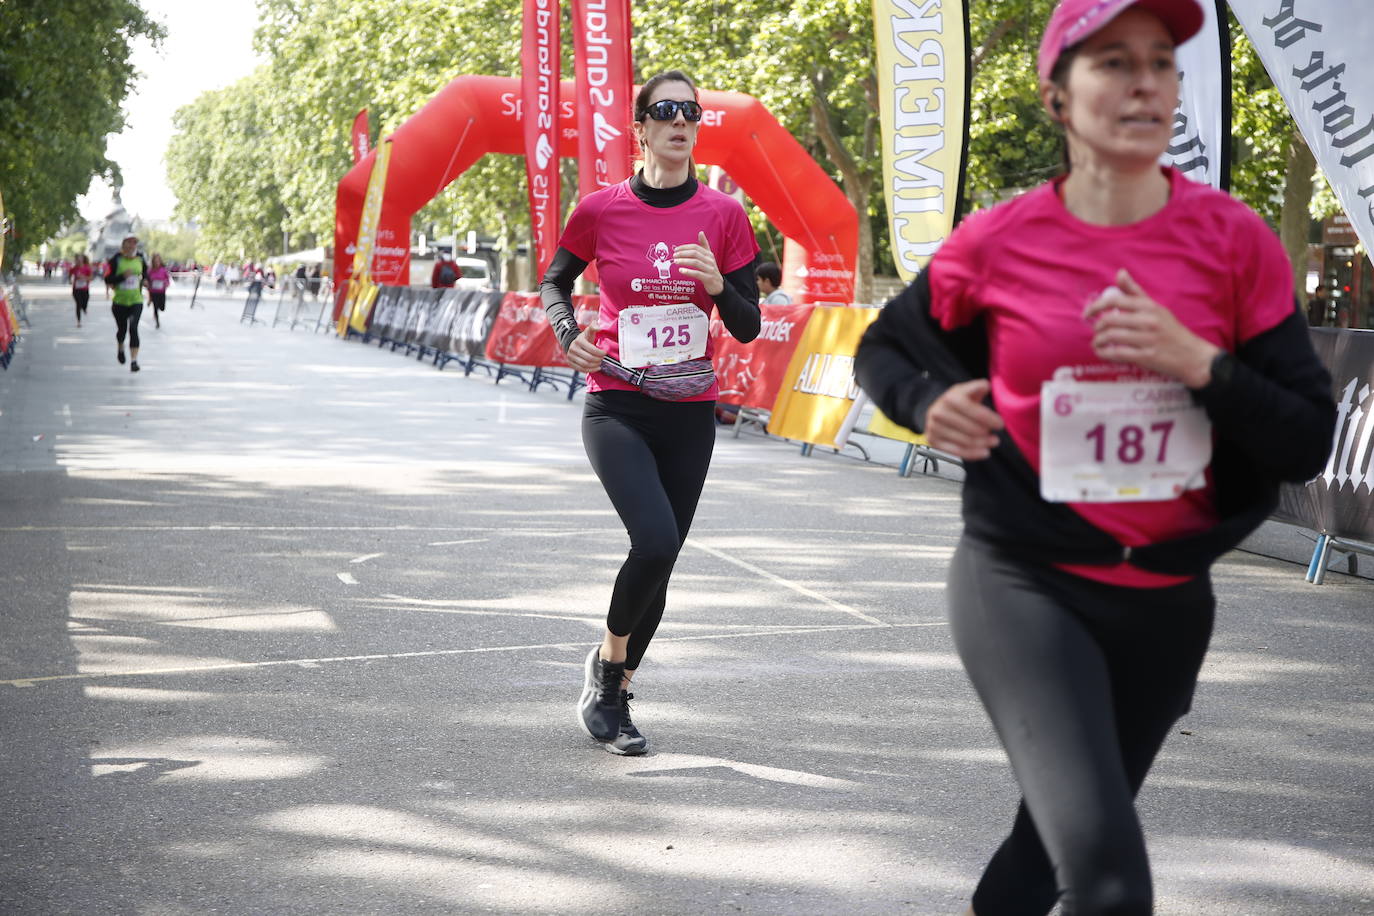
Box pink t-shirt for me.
[71,264,93,290]
[148,266,170,292]
[558,180,760,400]
[929,167,1295,587]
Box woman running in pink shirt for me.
[146,254,171,328]
[70,253,94,327]
[857,1,1335,912]
[541,70,762,755]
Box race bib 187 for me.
[618,304,708,368]
[1039,368,1212,503]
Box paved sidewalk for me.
[1,279,1371,914]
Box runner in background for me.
[146,253,170,329]
[540,69,761,755]
[855,1,1335,912]
[431,250,461,289]
[105,235,147,372]
[70,253,93,328]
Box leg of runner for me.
[113,305,129,363]
[127,304,143,372]
[947,537,1213,916]
[577,392,715,755]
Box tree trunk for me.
[1279,131,1317,299]
[809,89,874,305]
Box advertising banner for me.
[351,109,370,165]
[1230,0,1374,256]
[522,0,561,278]
[711,303,815,409]
[447,290,506,358]
[571,0,634,199]
[340,138,392,335]
[485,292,600,367]
[1163,0,1229,189]
[1274,328,1374,542]
[872,0,969,281]
[767,306,881,445]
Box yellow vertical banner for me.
[340,138,393,336]
[767,307,881,447]
[872,0,969,281]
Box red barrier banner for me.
[571,0,633,198]
[485,292,600,367]
[522,0,561,279]
[0,294,13,353]
[711,303,815,409]
[351,109,370,164]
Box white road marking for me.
[349,553,384,564]
[427,538,489,547]
[685,537,889,626]
[0,622,945,688]
[625,753,862,791]
[63,405,73,427]
[336,572,358,585]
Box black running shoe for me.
[577,646,624,742]
[117,349,126,364]
[606,691,648,756]
[130,360,140,373]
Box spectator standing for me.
[756,261,792,305]
[431,250,462,288]
[1306,283,1329,327]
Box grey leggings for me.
[948,536,1214,916]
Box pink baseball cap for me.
[1037,0,1205,82]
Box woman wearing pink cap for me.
[858,0,1335,912]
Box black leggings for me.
[150,291,167,312]
[73,288,89,319]
[948,537,1214,916]
[112,303,142,350]
[582,391,716,671]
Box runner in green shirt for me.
[104,235,148,372]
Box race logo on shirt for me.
[625,241,699,306]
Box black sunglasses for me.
[641,99,703,122]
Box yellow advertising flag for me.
[872,0,968,281]
[767,306,881,446]
[340,138,392,336]
[866,406,926,445]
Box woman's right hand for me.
[566,325,607,373]
[924,379,1005,461]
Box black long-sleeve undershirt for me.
[539,172,761,352]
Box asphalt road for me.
[1,279,1371,915]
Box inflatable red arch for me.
[333,75,857,311]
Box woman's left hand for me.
[674,231,723,295]
[1084,269,1220,389]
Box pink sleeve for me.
[718,200,760,274]
[558,195,602,262]
[926,209,989,330]
[1232,208,1299,342]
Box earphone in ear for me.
[1052,97,1064,114]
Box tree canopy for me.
[154,0,1338,297]
[0,0,164,266]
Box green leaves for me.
[0,0,164,264]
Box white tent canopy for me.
[266,247,326,265]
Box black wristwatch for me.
[1208,349,1236,388]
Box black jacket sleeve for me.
[1193,307,1336,482]
[854,269,987,433]
[711,257,761,343]
[538,247,589,352]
